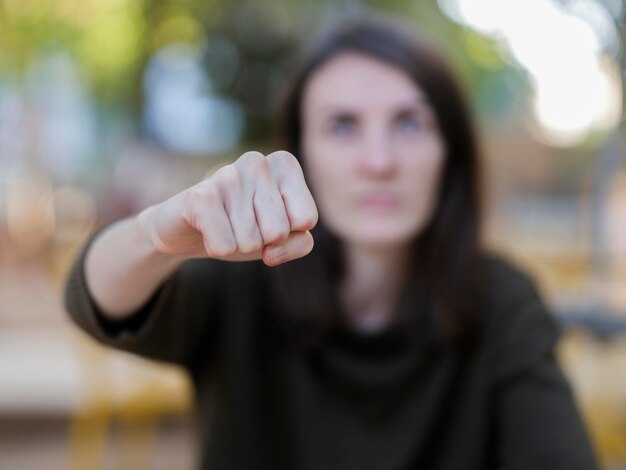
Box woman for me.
[65,14,598,470]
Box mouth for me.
[357,193,400,210]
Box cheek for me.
[411,139,445,188]
[301,145,343,211]
[303,133,350,187]
[302,160,357,237]
[406,144,446,218]
[423,154,445,195]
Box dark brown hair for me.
[268,14,484,349]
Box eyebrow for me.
[317,96,434,118]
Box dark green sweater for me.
[65,232,598,470]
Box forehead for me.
[303,52,426,113]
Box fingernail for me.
[268,244,287,263]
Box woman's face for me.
[302,52,446,249]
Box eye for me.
[396,115,421,132]
[329,116,356,136]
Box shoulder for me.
[477,251,561,376]
[480,251,537,291]
[479,251,545,312]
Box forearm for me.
[82,149,317,319]
[84,211,186,320]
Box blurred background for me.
[0,0,624,468]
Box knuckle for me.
[186,183,219,210]
[215,164,242,191]
[239,150,265,162]
[267,150,300,170]
[237,151,267,171]
[188,185,210,202]
[268,149,295,161]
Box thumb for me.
[262,230,314,267]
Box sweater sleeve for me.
[485,257,599,470]
[64,226,225,370]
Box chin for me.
[340,221,421,249]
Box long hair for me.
[267,14,484,350]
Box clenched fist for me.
[138,150,319,266]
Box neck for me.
[339,243,412,333]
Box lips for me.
[357,192,399,209]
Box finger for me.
[218,165,263,254]
[253,170,291,245]
[196,199,238,258]
[267,151,318,232]
[261,230,314,267]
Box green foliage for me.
[0,0,526,141]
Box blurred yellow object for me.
[67,335,192,470]
[559,331,626,468]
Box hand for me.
[138,150,318,266]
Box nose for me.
[359,132,397,177]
